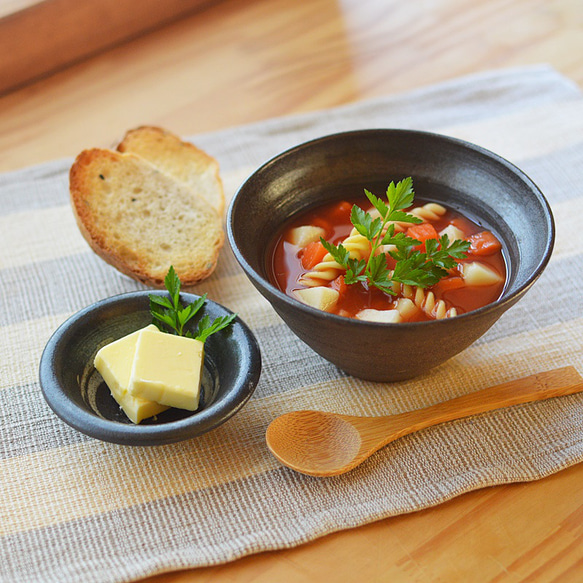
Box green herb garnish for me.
[321,177,470,294]
[149,266,236,341]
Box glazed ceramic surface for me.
[40,291,261,445]
[227,129,554,381]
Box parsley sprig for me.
[149,266,236,341]
[320,178,470,294]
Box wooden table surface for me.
[2,0,582,580]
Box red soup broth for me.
[269,197,507,322]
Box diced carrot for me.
[301,240,328,269]
[468,231,502,256]
[407,223,439,251]
[433,276,465,295]
[331,275,348,296]
[328,200,353,223]
[407,223,440,242]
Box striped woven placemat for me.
[1,65,582,583]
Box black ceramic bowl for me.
[39,291,261,445]
[227,129,554,382]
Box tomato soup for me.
[269,197,506,322]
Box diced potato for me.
[294,286,339,312]
[288,225,327,247]
[355,309,402,323]
[462,261,504,286]
[395,298,418,320]
[439,224,466,242]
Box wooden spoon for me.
[266,367,583,477]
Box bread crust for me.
[70,148,224,288]
[117,126,225,215]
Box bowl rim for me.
[226,128,555,328]
[39,290,262,445]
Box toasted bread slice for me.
[117,126,225,215]
[70,148,224,288]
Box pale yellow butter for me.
[94,325,170,424]
[128,328,204,411]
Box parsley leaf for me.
[195,313,238,343]
[149,266,237,342]
[386,177,415,214]
[318,178,471,294]
[321,239,350,266]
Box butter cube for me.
[94,325,170,424]
[128,328,204,411]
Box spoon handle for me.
[375,366,583,446]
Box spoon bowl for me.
[267,411,364,475]
[266,367,583,477]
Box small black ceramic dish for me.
[227,129,554,382]
[39,291,261,445]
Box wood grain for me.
[1,0,583,580]
[266,368,583,477]
[0,0,581,173]
[0,0,219,94]
[144,463,583,582]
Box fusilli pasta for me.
[299,227,370,287]
[368,202,447,233]
[394,283,457,320]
